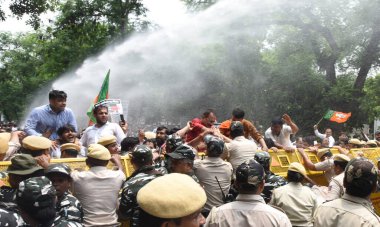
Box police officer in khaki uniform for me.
[298,148,335,182]
[325,154,350,201]
[206,159,292,227]
[22,135,52,169]
[270,162,318,227]
[314,157,380,227]
[61,143,81,158]
[137,173,206,227]
[98,135,119,155]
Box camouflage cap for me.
[45,163,71,177]
[131,145,153,163]
[17,176,56,208]
[6,154,43,175]
[254,151,271,164]
[165,134,183,153]
[236,159,265,186]
[345,157,378,184]
[254,152,271,169]
[230,121,244,132]
[204,135,224,156]
[166,144,196,160]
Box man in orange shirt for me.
[220,108,268,151]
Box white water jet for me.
[24,0,282,131]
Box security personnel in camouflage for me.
[0,207,25,226]
[166,144,199,183]
[254,151,287,203]
[45,163,83,223]
[154,134,183,173]
[165,134,183,154]
[16,176,82,226]
[119,145,163,227]
[0,154,44,212]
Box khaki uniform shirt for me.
[326,172,345,201]
[270,182,318,226]
[314,158,335,182]
[205,194,292,227]
[224,136,257,173]
[71,166,125,227]
[314,194,380,227]
[193,157,233,211]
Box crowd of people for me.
[0,89,379,227]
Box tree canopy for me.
[0,0,379,134]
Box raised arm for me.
[282,114,298,134]
[297,148,317,171]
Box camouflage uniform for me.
[119,145,163,227]
[0,207,25,226]
[166,144,198,182]
[56,192,84,223]
[0,186,17,212]
[254,151,287,203]
[262,171,287,203]
[45,163,84,223]
[154,134,183,172]
[17,176,83,227]
[187,170,200,183]
[0,154,44,212]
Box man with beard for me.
[155,126,168,150]
[24,90,77,141]
[80,105,126,153]
[154,126,168,160]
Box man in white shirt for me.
[314,125,335,147]
[265,114,299,151]
[224,121,258,173]
[80,105,126,152]
[71,144,125,227]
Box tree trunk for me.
[353,23,380,96]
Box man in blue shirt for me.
[24,90,77,141]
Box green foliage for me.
[0,0,148,121]
[361,75,380,122]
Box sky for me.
[0,0,187,33]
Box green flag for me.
[86,70,110,124]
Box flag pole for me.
[315,116,324,126]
